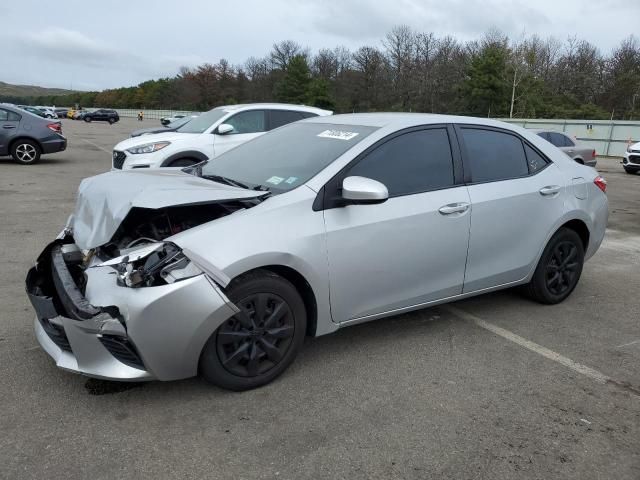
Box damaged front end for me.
[25,169,270,381]
[26,233,240,381]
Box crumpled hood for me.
[114,132,199,151]
[71,169,266,249]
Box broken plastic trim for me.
[97,242,202,288]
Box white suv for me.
[623,142,640,174]
[112,103,332,170]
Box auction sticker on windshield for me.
[317,130,359,140]
[266,176,285,185]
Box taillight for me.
[591,149,596,159]
[594,176,607,193]
[47,122,62,133]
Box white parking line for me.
[443,305,611,384]
[81,139,110,153]
[616,339,640,349]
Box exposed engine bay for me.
[71,199,261,289]
[97,200,257,257]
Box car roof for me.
[302,112,527,129]
[215,103,332,116]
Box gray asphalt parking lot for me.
[1,117,639,479]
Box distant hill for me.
[0,81,77,97]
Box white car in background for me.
[36,106,57,119]
[112,104,332,169]
[622,142,640,174]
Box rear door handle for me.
[539,185,561,196]
[2,125,16,129]
[438,202,470,215]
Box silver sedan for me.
[26,114,609,390]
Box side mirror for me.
[216,123,234,135]
[341,176,388,205]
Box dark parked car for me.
[55,108,69,118]
[84,109,119,124]
[0,104,66,164]
[130,115,197,137]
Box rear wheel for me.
[200,270,306,391]
[108,118,115,124]
[166,158,198,167]
[524,228,584,304]
[11,140,41,164]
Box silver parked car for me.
[26,114,608,390]
[533,130,597,167]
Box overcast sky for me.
[2,0,637,91]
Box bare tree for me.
[270,40,308,70]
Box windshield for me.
[176,109,227,134]
[168,116,194,128]
[201,122,378,193]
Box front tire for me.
[200,270,307,391]
[166,158,198,167]
[624,167,638,175]
[11,140,41,164]
[84,116,92,122]
[524,228,584,304]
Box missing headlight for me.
[97,242,201,288]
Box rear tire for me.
[108,118,115,124]
[524,228,584,304]
[11,139,41,165]
[200,270,307,391]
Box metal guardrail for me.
[501,118,639,157]
[85,109,637,157]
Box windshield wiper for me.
[252,184,271,191]
[202,174,249,189]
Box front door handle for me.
[438,202,470,215]
[539,185,561,196]
[2,125,16,129]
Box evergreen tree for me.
[275,55,311,104]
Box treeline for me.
[5,27,640,119]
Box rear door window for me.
[268,110,306,130]
[460,128,529,183]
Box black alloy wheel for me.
[216,293,295,377]
[524,227,584,304]
[544,241,580,296]
[200,270,306,391]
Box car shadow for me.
[82,289,524,398]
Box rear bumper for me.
[41,135,67,154]
[26,239,238,381]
